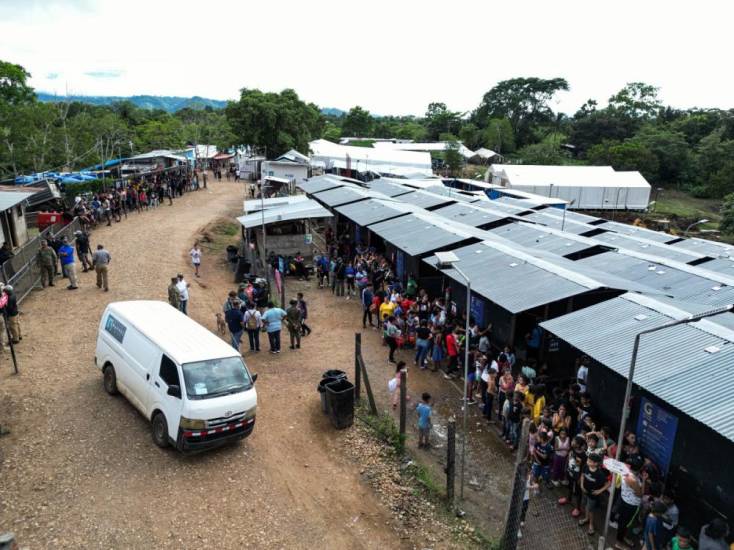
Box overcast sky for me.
[1,0,731,116]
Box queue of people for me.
[308,236,728,550]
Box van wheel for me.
[103,365,118,395]
[152,412,169,448]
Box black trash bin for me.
[317,376,338,414]
[323,369,347,381]
[325,379,354,429]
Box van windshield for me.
[181,357,252,400]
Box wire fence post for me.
[354,333,362,402]
[446,417,456,509]
[399,368,407,439]
[500,418,531,550]
[358,355,378,416]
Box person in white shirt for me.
[576,357,589,393]
[189,243,202,278]
[176,274,190,315]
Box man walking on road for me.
[261,301,286,354]
[176,274,190,315]
[224,299,244,351]
[58,237,78,290]
[92,244,111,291]
[168,277,180,309]
[75,230,92,272]
[286,299,302,350]
[37,240,57,288]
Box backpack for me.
[246,312,258,330]
[388,377,398,393]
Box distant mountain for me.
[321,107,345,117]
[36,93,228,112]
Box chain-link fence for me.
[2,218,80,303]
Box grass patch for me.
[357,405,406,454]
[651,189,722,225]
[210,220,240,236]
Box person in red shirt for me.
[444,327,460,380]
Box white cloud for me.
[0,0,732,115]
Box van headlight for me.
[244,406,257,420]
[180,417,206,430]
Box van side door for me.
[153,354,184,440]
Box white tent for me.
[309,139,433,177]
[372,141,476,160]
[487,164,651,210]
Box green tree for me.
[632,125,690,184]
[0,60,35,105]
[569,108,639,153]
[720,193,734,234]
[322,122,341,142]
[425,102,462,141]
[473,77,568,147]
[587,140,659,181]
[459,123,481,150]
[225,88,323,156]
[443,141,464,176]
[516,142,568,165]
[483,118,515,153]
[608,82,662,119]
[341,106,374,137]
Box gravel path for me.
[0,179,408,549]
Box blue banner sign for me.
[635,397,678,475]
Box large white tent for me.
[487,164,651,210]
[309,139,433,177]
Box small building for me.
[236,198,333,265]
[372,141,476,160]
[211,152,235,173]
[261,149,311,187]
[487,164,652,210]
[123,150,188,177]
[0,187,38,248]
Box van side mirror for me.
[167,385,181,398]
[251,373,258,384]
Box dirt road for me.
[0,180,410,549]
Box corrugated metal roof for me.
[699,257,734,275]
[520,210,598,235]
[297,176,346,194]
[0,190,36,211]
[433,203,509,228]
[334,199,413,227]
[590,231,707,264]
[669,237,733,258]
[236,199,332,229]
[365,179,415,198]
[578,251,734,306]
[369,213,479,257]
[489,223,596,256]
[310,185,373,207]
[596,220,676,243]
[423,242,592,314]
[406,184,480,203]
[541,294,734,442]
[397,190,454,209]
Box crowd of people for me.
[306,236,729,550]
[70,170,197,231]
[211,278,311,356]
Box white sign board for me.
[603,457,630,477]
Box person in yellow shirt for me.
[532,385,546,423]
[378,296,396,328]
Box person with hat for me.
[58,237,78,290]
[75,230,92,272]
[92,244,111,291]
[36,240,57,288]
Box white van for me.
[95,300,257,452]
